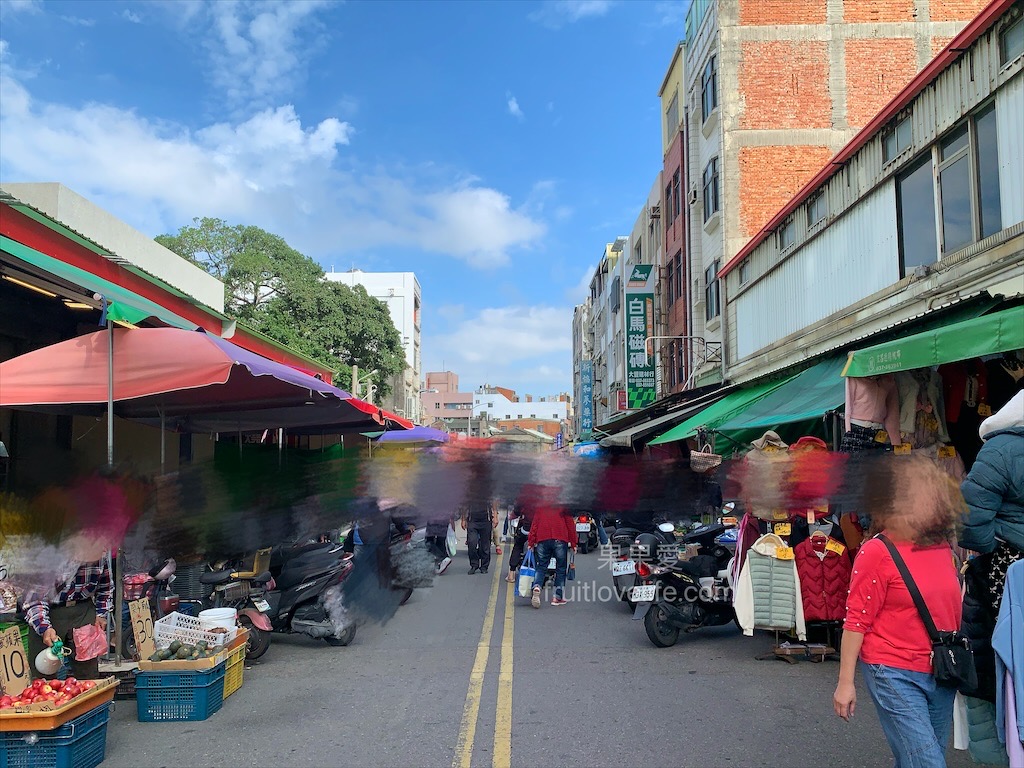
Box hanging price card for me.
[0,625,29,696]
[977,403,992,417]
[938,445,957,459]
[775,546,795,561]
[893,444,912,456]
[774,523,792,537]
[772,509,789,521]
[128,599,155,660]
[825,538,847,556]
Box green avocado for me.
[175,646,192,659]
[168,640,182,654]
[156,649,173,661]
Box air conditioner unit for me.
[649,204,661,220]
[688,186,698,206]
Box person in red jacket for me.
[833,456,965,767]
[524,485,577,608]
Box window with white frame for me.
[807,194,827,227]
[701,56,718,122]
[1000,14,1023,66]
[666,93,679,139]
[883,116,913,164]
[702,158,719,223]
[778,219,796,251]
[704,261,720,321]
[897,102,1002,276]
[739,260,750,285]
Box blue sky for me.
[0,0,688,398]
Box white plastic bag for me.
[445,523,458,558]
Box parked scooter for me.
[631,523,737,648]
[120,558,179,660]
[574,514,599,554]
[608,519,677,607]
[200,541,356,660]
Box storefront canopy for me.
[0,327,397,433]
[599,390,727,449]
[648,375,796,446]
[843,306,1024,377]
[366,426,449,444]
[1,235,196,329]
[713,355,847,447]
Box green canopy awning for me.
[1,235,196,329]
[714,355,847,447]
[648,375,795,446]
[843,307,1024,377]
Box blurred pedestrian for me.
[462,502,494,574]
[525,486,576,607]
[505,505,531,583]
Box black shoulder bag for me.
[877,535,978,692]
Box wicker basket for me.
[689,444,722,474]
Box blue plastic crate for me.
[135,661,226,722]
[0,702,111,768]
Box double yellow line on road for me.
[453,565,515,768]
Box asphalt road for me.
[102,538,974,768]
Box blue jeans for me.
[533,539,568,600]
[595,516,609,546]
[860,662,955,768]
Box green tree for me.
[157,218,404,398]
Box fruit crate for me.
[110,668,137,701]
[153,611,231,651]
[0,701,111,768]
[222,640,246,699]
[134,661,226,722]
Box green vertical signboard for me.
[625,264,655,410]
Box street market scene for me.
[1,1,1023,767]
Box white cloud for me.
[652,1,686,28]
[426,306,572,394]
[566,266,594,303]
[506,92,524,121]
[0,0,41,18]
[205,0,331,113]
[528,0,614,30]
[60,15,96,27]
[122,9,142,23]
[0,50,545,270]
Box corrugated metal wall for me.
[735,184,899,361]
[997,72,1024,226]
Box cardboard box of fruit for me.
[0,676,118,730]
[137,628,248,671]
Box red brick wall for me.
[842,0,914,22]
[738,145,834,238]
[739,0,825,25]
[931,35,954,57]
[739,41,830,130]
[930,0,989,21]
[845,38,918,126]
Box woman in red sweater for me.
[833,456,964,767]
[524,484,577,608]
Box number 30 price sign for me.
[128,599,155,660]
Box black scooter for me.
[201,541,355,660]
[608,518,677,607]
[631,523,737,647]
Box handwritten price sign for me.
[0,625,29,696]
[128,599,155,660]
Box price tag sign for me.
[874,430,889,444]
[775,546,795,561]
[977,403,992,417]
[893,444,912,456]
[938,445,957,459]
[0,625,29,696]
[825,538,847,556]
[772,509,789,521]
[774,522,792,537]
[128,599,155,660]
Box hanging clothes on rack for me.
[841,374,901,452]
[993,560,1024,764]
[794,531,852,623]
[734,533,807,640]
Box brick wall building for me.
[683,0,989,386]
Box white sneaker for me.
[531,587,541,609]
[436,557,452,575]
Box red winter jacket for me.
[527,506,577,548]
[794,536,853,622]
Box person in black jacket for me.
[461,503,494,574]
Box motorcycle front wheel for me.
[239,615,271,660]
[644,603,680,648]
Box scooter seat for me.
[199,570,235,585]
